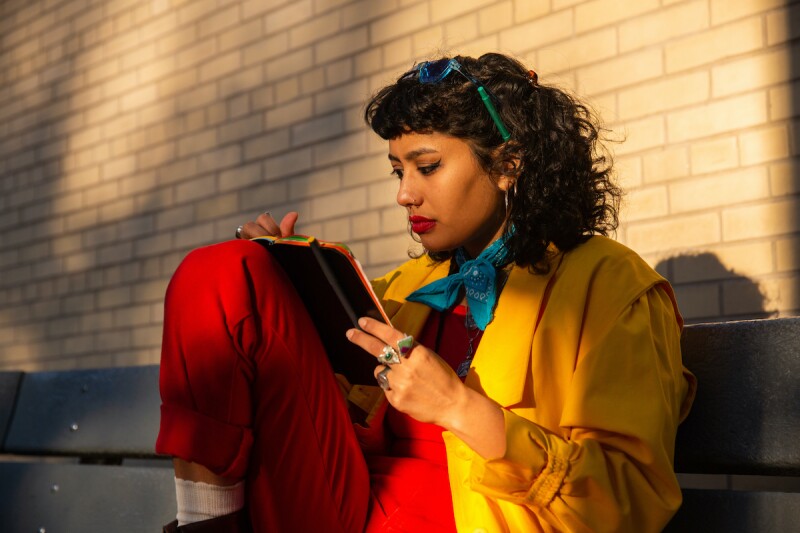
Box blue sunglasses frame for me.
[410,58,511,142]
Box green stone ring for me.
[397,335,414,357]
[381,345,400,365]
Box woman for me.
[157,53,696,532]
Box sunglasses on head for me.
[407,58,512,142]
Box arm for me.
[464,285,693,532]
[440,385,507,459]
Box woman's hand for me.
[346,316,508,459]
[345,317,469,426]
[236,211,299,240]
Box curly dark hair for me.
[364,52,621,273]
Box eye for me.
[418,161,441,175]
[391,168,404,179]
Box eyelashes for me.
[391,160,441,179]
[419,161,441,175]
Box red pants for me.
[157,240,370,532]
[156,240,454,532]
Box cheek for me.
[466,183,502,215]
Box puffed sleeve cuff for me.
[468,409,571,508]
[156,403,253,479]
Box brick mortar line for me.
[0,69,373,155]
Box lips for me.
[409,215,436,234]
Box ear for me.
[502,153,521,173]
[497,156,521,191]
[497,174,515,192]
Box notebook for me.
[253,235,390,386]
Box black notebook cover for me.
[252,236,390,385]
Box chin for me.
[417,235,457,254]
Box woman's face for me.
[388,132,511,258]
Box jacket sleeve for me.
[466,283,695,532]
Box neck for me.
[460,231,509,263]
[463,217,508,258]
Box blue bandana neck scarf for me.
[405,232,513,330]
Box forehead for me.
[388,132,472,160]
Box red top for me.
[365,304,485,531]
[385,304,484,464]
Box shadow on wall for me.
[655,252,774,324]
[2,0,387,370]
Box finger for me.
[238,221,272,240]
[255,212,281,235]
[279,212,299,237]
[357,317,404,346]
[373,364,389,380]
[346,327,393,361]
[374,365,392,392]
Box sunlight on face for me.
[388,132,511,257]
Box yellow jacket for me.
[371,236,696,533]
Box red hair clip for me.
[528,69,538,86]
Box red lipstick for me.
[409,215,435,234]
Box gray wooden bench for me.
[0,365,174,532]
[665,316,800,532]
[1,317,798,532]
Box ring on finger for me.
[376,366,391,391]
[397,334,414,357]
[380,345,400,365]
[235,225,244,239]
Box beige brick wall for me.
[1,0,799,370]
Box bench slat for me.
[664,488,800,532]
[676,317,800,476]
[4,366,161,457]
[0,462,175,532]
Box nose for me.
[396,175,419,208]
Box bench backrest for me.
[0,365,174,533]
[675,317,800,476]
[3,365,161,457]
[666,317,800,532]
[1,318,798,532]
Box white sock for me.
[174,477,245,526]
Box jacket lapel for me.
[383,260,451,338]
[380,258,554,407]
[465,265,554,407]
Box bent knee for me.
[177,239,273,277]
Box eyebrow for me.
[388,147,440,162]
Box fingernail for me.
[358,317,367,328]
[345,329,354,339]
